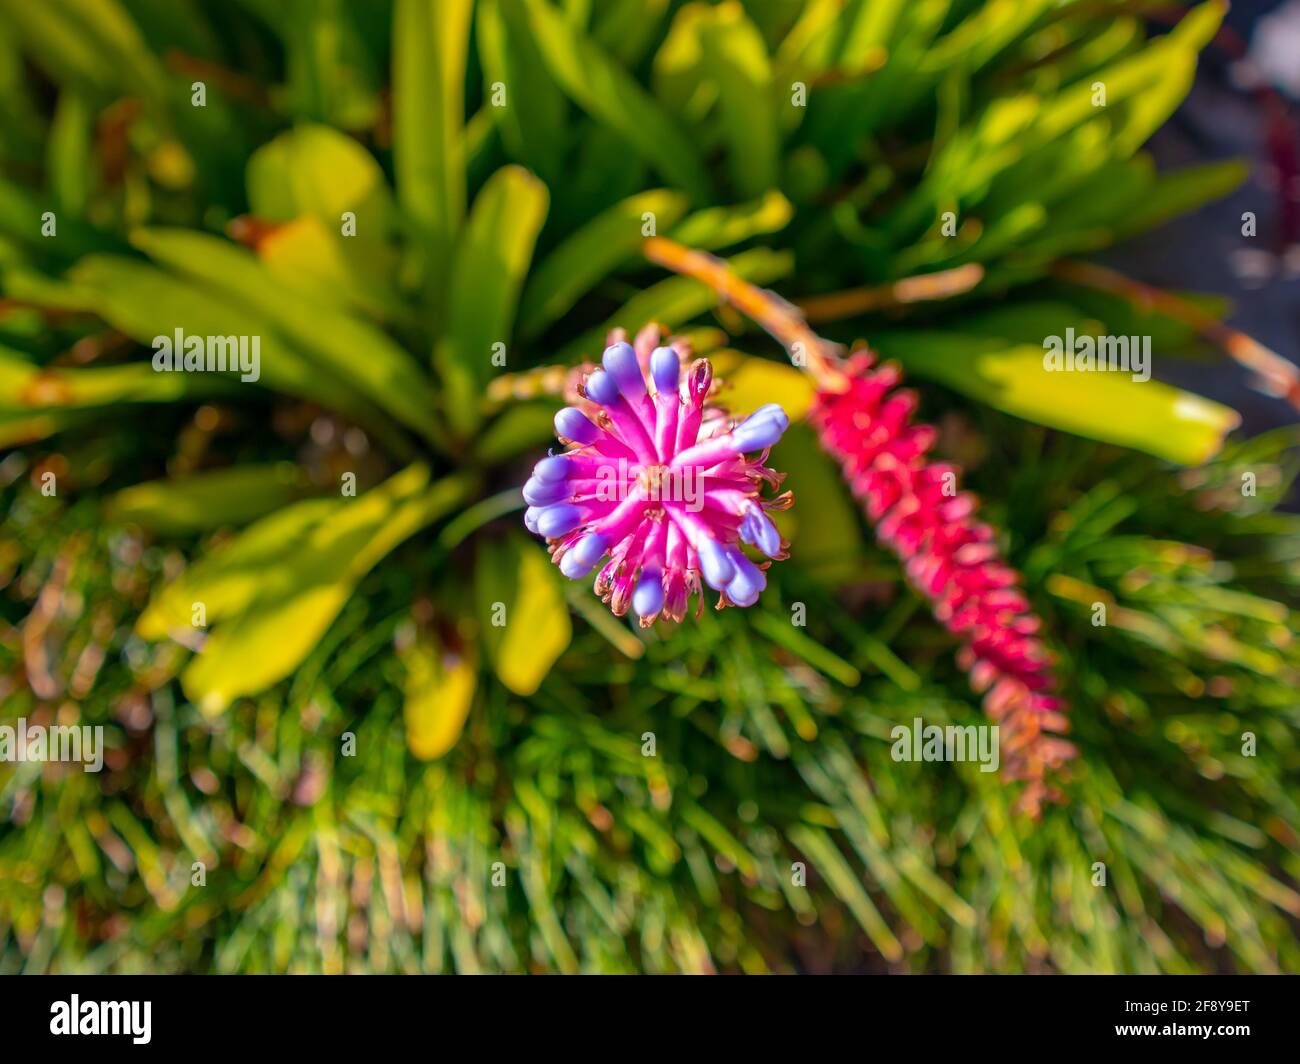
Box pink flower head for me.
[524,340,792,625]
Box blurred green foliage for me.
[0,0,1297,973]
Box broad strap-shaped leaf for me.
[434,165,549,437]
[522,0,711,202]
[0,343,236,411]
[873,328,1240,466]
[517,189,688,340]
[57,255,412,454]
[402,633,478,761]
[654,2,778,200]
[106,463,320,535]
[392,0,472,294]
[129,228,440,444]
[558,247,792,363]
[175,468,473,712]
[475,533,571,697]
[246,123,393,232]
[476,0,569,185]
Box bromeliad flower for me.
[524,340,792,625]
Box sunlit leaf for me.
[402,634,478,760]
[517,189,689,339]
[522,0,710,202]
[106,463,319,535]
[875,329,1240,465]
[476,533,571,696]
[392,0,472,294]
[435,165,549,436]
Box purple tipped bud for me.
[570,532,609,568]
[602,342,646,401]
[523,506,543,534]
[731,406,789,451]
[560,550,596,579]
[649,346,680,394]
[585,369,620,407]
[533,455,572,482]
[537,504,583,538]
[725,549,765,606]
[632,569,665,619]
[555,407,600,445]
[523,475,570,506]
[743,508,782,558]
[697,536,735,591]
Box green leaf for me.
[246,123,392,232]
[179,468,472,712]
[128,228,441,445]
[874,329,1241,465]
[392,0,472,292]
[252,215,410,325]
[61,254,414,454]
[434,165,549,437]
[476,0,568,184]
[0,343,236,411]
[1115,159,1249,239]
[136,497,348,640]
[517,189,689,339]
[668,189,793,251]
[0,0,168,103]
[654,2,777,199]
[522,0,711,202]
[558,247,792,362]
[401,634,478,761]
[106,463,319,535]
[476,533,571,696]
[48,91,92,216]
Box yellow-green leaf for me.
[392,0,472,292]
[106,463,318,535]
[875,330,1240,466]
[517,189,688,339]
[402,636,478,760]
[476,534,571,696]
[435,165,549,436]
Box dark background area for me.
[1127,0,1300,432]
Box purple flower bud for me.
[731,407,789,451]
[537,504,583,538]
[602,342,646,401]
[741,507,782,558]
[697,536,735,591]
[650,346,680,394]
[555,407,600,445]
[560,550,596,579]
[570,532,609,568]
[632,569,665,619]
[533,455,573,482]
[523,506,543,534]
[585,369,620,407]
[523,475,570,506]
[725,549,765,606]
